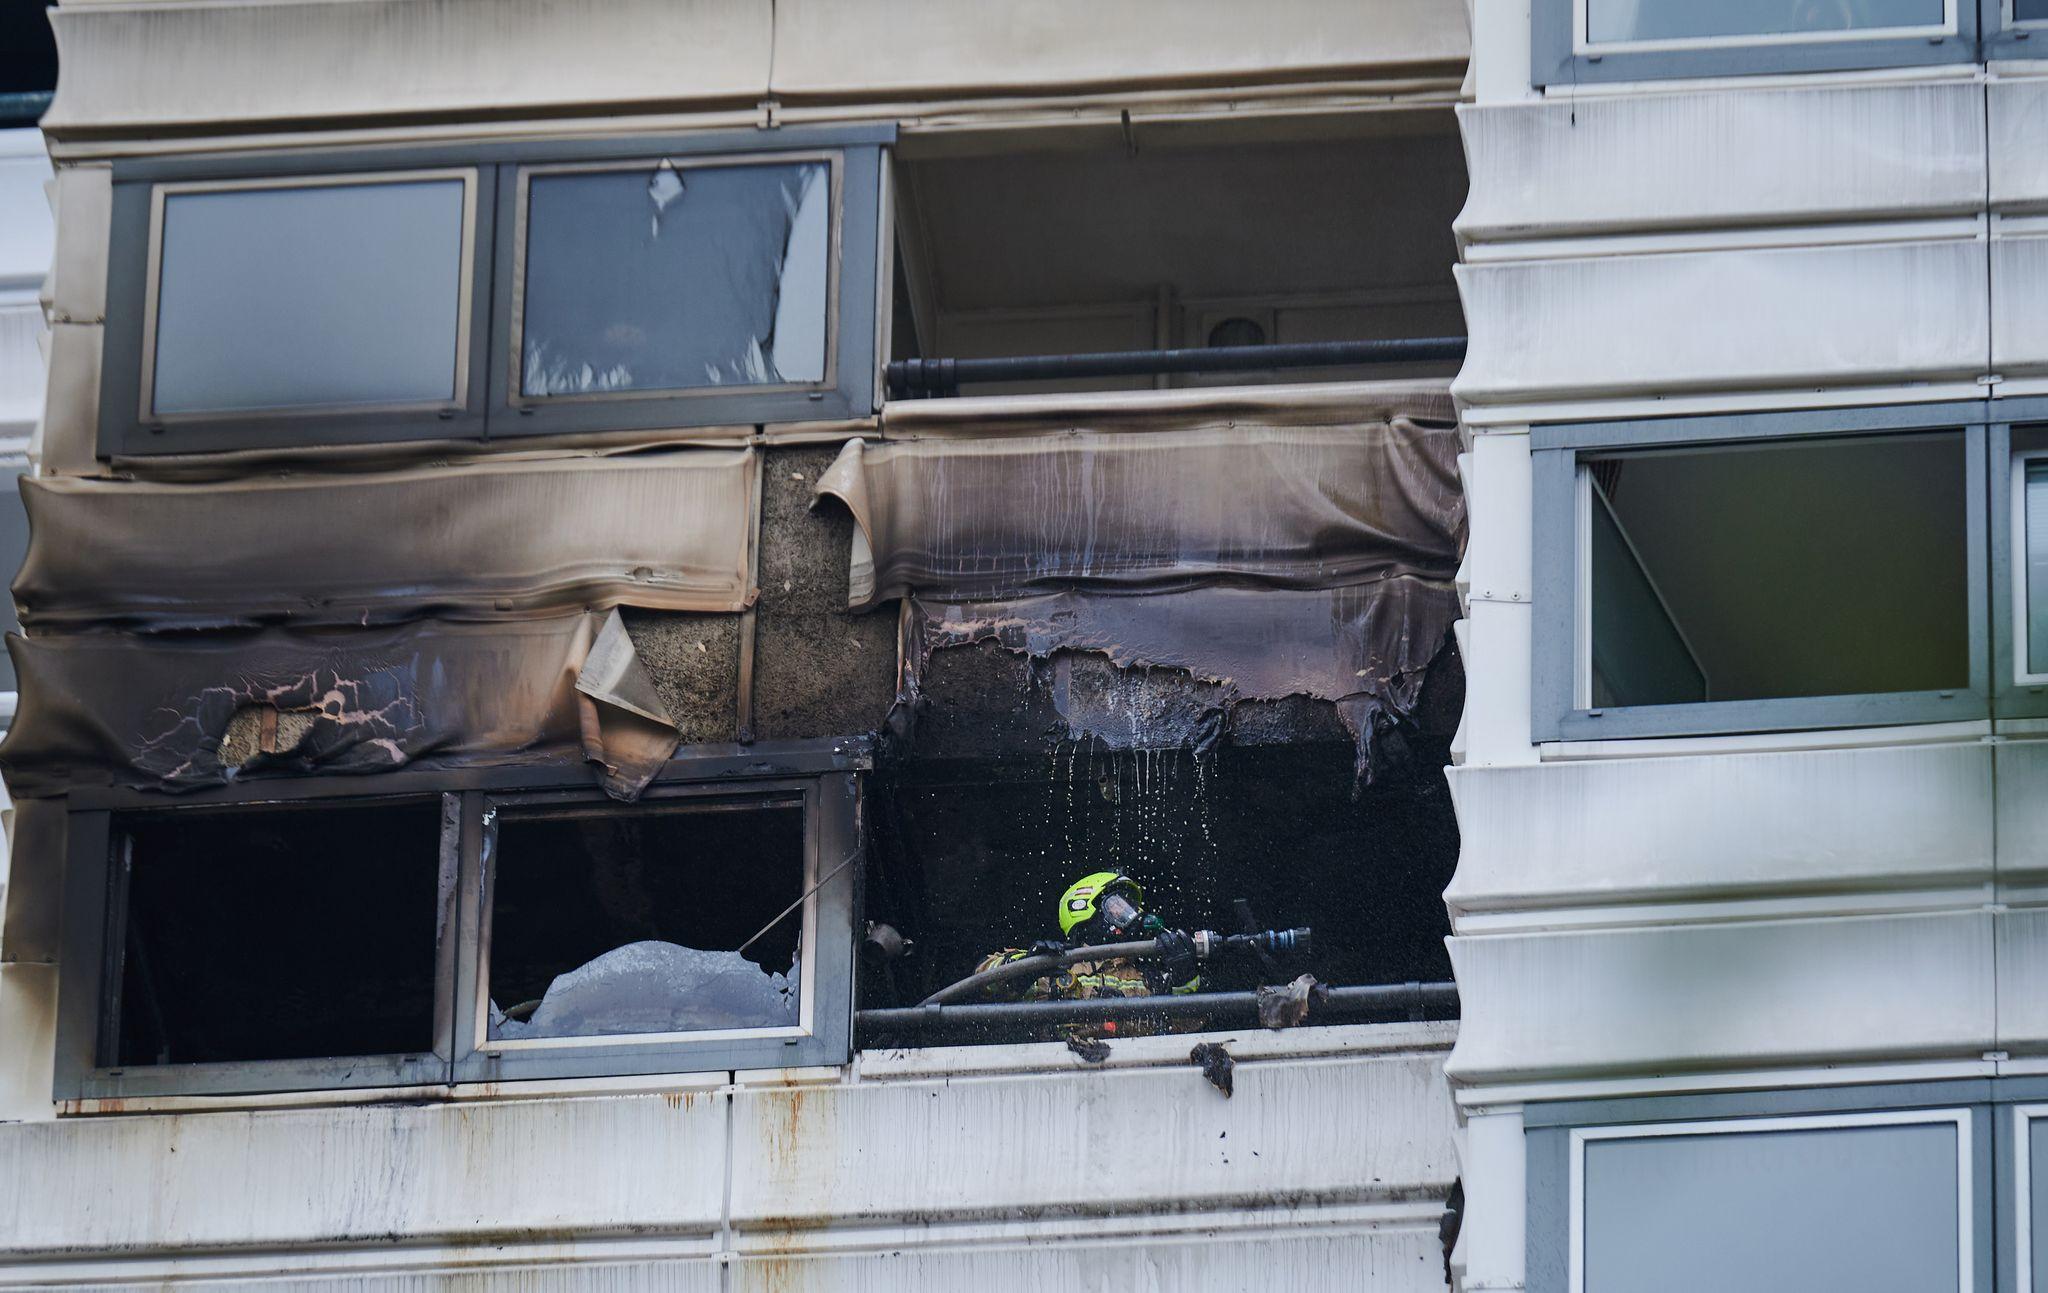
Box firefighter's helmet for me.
[1058,871,1145,938]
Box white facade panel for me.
[1999,739,2048,886]
[38,320,100,477]
[0,308,43,440]
[0,963,55,1126]
[769,0,1470,103]
[44,163,108,328]
[0,1093,730,1256]
[725,1227,1451,1293]
[1457,83,1986,242]
[1453,236,1990,405]
[1997,907,2048,1054]
[1449,602,1537,767]
[1990,76,2048,215]
[1458,431,1533,606]
[1445,743,1997,914]
[42,0,775,137]
[726,1049,1456,1226]
[1445,910,1996,1082]
[1994,224,2048,379]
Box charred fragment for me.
[619,609,743,745]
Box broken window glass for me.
[519,160,829,398]
[2026,459,2048,677]
[109,800,443,1066]
[485,798,806,1041]
[1586,431,1969,707]
[151,178,468,416]
[1586,0,1943,44]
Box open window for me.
[1534,0,1978,85]
[886,114,1466,398]
[97,126,889,457]
[56,795,457,1099]
[1535,408,1990,741]
[1995,423,2048,721]
[55,749,862,1101]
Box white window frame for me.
[1568,1109,1976,1293]
[2012,448,2048,690]
[1573,0,1957,56]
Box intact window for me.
[484,797,807,1043]
[516,159,832,399]
[146,175,473,419]
[1586,0,1944,45]
[106,799,444,1069]
[1534,0,1976,84]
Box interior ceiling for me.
[898,121,1468,313]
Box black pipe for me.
[887,337,1468,399]
[858,981,1458,1033]
[0,92,53,127]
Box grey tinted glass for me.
[1584,1122,1961,1293]
[2028,462,2048,676]
[1589,477,1704,707]
[152,179,466,415]
[520,161,829,398]
[1587,0,1944,43]
[2018,0,2048,21]
[1589,432,1968,706]
[486,801,805,1041]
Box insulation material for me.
[815,403,1462,609]
[816,390,1464,774]
[0,612,684,801]
[14,449,758,631]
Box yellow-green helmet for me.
[1058,871,1143,938]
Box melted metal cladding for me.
[12,449,757,633]
[0,612,687,801]
[821,392,1465,779]
[813,400,1464,610]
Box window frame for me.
[450,771,859,1084]
[1985,0,2048,57]
[53,742,866,1102]
[1532,0,1979,86]
[1524,1081,1996,1293]
[100,163,498,458]
[97,124,892,459]
[491,139,878,438]
[1531,402,1993,742]
[1994,422,2048,721]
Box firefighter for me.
[973,871,1202,1017]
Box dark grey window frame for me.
[54,741,866,1102]
[1993,418,2048,722]
[1526,1081,1997,1293]
[97,124,892,459]
[1532,0,1980,86]
[451,771,859,1084]
[1985,0,2048,57]
[1531,402,1993,742]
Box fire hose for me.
[918,927,1312,1006]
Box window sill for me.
[1539,718,1994,762]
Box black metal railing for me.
[886,336,1468,399]
[857,980,1459,1035]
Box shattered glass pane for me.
[520,160,829,397]
[2027,461,2048,676]
[1587,0,1942,44]
[153,179,466,415]
[486,799,806,1041]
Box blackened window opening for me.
[111,800,442,1067]
[487,798,806,1039]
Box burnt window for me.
[56,751,863,1101]
[484,797,807,1042]
[103,799,446,1072]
